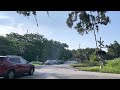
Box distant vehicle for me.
[64,61,78,64]
[45,60,54,65]
[0,55,35,79]
[57,60,64,64]
[45,60,63,65]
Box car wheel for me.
[5,70,15,79]
[29,68,34,75]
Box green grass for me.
[71,58,120,74]
[75,66,100,72]
[100,58,120,74]
[71,61,99,67]
[30,61,42,66]
[32,63,41,66]
[71,64,90,67]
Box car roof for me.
[0,55,21,58]
[0,56,7,58]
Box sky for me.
[0,11,120,51]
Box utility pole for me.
[79,44,80,50]
[27,29,28,34]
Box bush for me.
[82,60,99,66]
[72,58,120,74]
[100,58,120,73]
[89,61,99,66]
[71,63,90,67]
[100,67,120,74]
[90,54,99,62]
[76,66,100,72]
[30,61,43,65]
[105,58,120,67]
[71,60,99,67]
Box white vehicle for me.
[45,60,54,65]
[45,60,63,65]
[64,61,78,64]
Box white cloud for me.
[0,12,15,26]
[26,24,55,38]
[0,12,10,19]
[0,24,26,36]
[0,12,12,20]
[0,23,55,38]
[0,15,11,19]
[0,13,26,35]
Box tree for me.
[66,11,110,47]
[0,35,17,55]
[16,11,110,48]
[73,48,95,61]
[17,11,49,28]
[5,32,71,62]
[90,52,99,62]
[66,11,110,69]
[16,11,111,67]
[59,49,72,61]
[75,50,83,60]
[107,41,120,59]
[16,11,110,36]
[16,12,110,47]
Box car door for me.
[20,58,30,73]
[8,57,23,74]
[0,57,5,74]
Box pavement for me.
[16,64,120,79]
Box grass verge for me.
[71,58,120,74]
[30,61,42,66]
[32,64,41,66]
[75,66,100,72]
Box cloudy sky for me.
[0,11,120,50]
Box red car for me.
[0,55,35,79]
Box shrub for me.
[90,54,99,62]
[72,58,120,74]
[100,58,120,73]
[71,60,99,67]
[71,63,90,67]
[83,60,99,66]
[30,61,43,65]
[106,58,120,67]
[76,66,100,72]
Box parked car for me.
[64,61,78,64]
[0,55,35,79]
[45,60,54,65]
[45,60,64,65]
[57,60,64,64]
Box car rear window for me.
[8,58,21,64]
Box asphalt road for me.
[17,64,120,79]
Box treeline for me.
[0,33,72,62]
[71,48,95,61]
[106,41,120,60]
[0,32,119,62]
[71,41,120,62]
